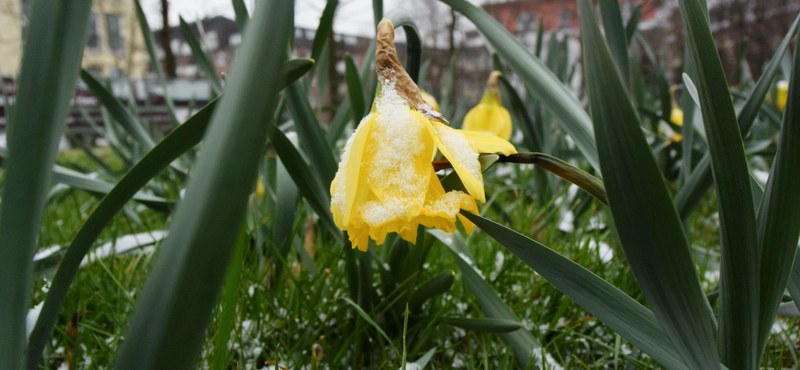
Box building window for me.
[106,14,124,55]
[86,13,100,51]
[559,9,571,29]
[516,12,534,33]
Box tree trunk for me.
[160,0,177,78]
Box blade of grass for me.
[113,1,293,367]
[579,1,720,368]
[210,225,248,370]
[441,0,600,172]
[755,38,800,359]
[0,1,92,367]
[677,0,759,366]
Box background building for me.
[0,0,148,78]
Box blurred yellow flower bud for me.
[463,71,513,141]
[777,80,789,111]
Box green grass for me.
[24,150,800,369]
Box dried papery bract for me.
[375,20,446,123]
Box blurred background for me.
[0,0,797,150]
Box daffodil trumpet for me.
[462,71,513,141]
[330,19,517,252]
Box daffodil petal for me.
[344,115,375,223]
[425,118,485,202]
[456,128,517,155]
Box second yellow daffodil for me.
[463,71,513,141]
[330,20,516,252]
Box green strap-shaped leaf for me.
[579,1,720,368]
[599,0,630,86]
[678,0,759,366]
[624,3,642,44]
[179,17,223,95]
[440,0,600,172]
[267,122,342,241]
[311,0,339,63]
[80,70,156,149]
[0,1,92,367]
[345,53,366,122]
[675,13,800,220]
[285,82,339,186]
[232,0,249,32]
[756,38,800,359]
[436,317,521,334]
[430,230,545,369]
[384,9,422,83]
[113,1,293,365]
[460,213,693,370]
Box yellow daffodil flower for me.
[420,90,440,112]
[463,71,513,141]
[668,85,684,142]
[256,177,265,197]
[777,80,789,111]
[330,20,517,252]
[670,106,684,142]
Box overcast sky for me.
[141,0,421,37]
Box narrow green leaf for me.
[675,13,800,219]
[311,0,339,62]
[755,39,800,359]
[344,53,365,123]
[285,82,338,186]
[460,212,692,370]
[678,0,759,366]
[624,3,642,44]
[0,1,92,367]
[579,1,720,368]
[384,9,422,83]
[232,0,249,32]
[133,0,179,125]
[342,297,398,354]
[408,270,455,309]
[437,317,521,334]
[179,17,222,95]
[114,1,293,368]
[599,0,630,86]
[267,123,341,241]
[80,70,156,149]
[498,75,540,151]
[440,0,600,172]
